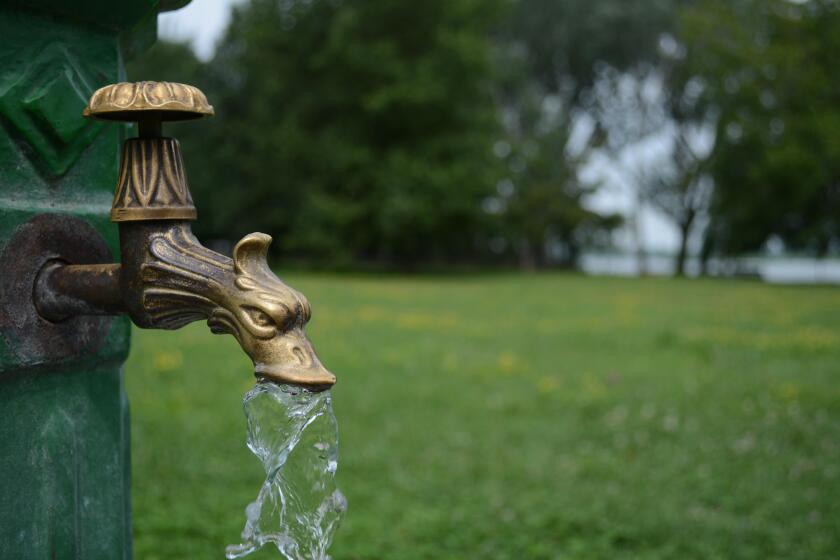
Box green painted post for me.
[0,2,182,557]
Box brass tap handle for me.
[83,81,213,222]
[84,81,214,137]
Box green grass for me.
[127,273,840,559]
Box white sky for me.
[159,0,680,253]
[159,0,245,60]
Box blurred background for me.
[137,0,840,282]
[125,0,840,558]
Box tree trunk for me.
[675,210,696,277]
[816,235,830,259]
[533,240,547,269]
[632,191,647,276]
[518,240,536,270]
[565,238,580,269]
[699,235,712,276]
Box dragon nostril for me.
[291,345,308,366]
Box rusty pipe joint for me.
[34,82,335,390]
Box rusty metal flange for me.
[0,214,113,366]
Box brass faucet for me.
[34,82,335,390]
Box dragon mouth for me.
[254,362,336,391]
[250,328,336,391]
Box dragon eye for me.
[242,306,277,329]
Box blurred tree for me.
[586,68,669,275]
[171,0,507,267]
[578,0,724,277]
[648,28,720,277]
[625,36,718,277]
[682,0,840,258]
[487,79,618,268]
[638,127,715,275]
[500,0,676,104]
[133,0,790,272]
[126,40,206,87]
[491,0,677,267]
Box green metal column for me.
[0,2,176,557]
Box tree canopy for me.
[129,0,840,270]
[682,0,840,257]
[136,0,506,267]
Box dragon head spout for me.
[137,225,335,391]
[214,233,335,390]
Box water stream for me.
[226,382,347,560]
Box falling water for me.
[226,382,347,560]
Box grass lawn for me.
[127,273,840,559]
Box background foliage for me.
[124,2,840,557]
[130,0,840,271]
[682,0,840,258]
